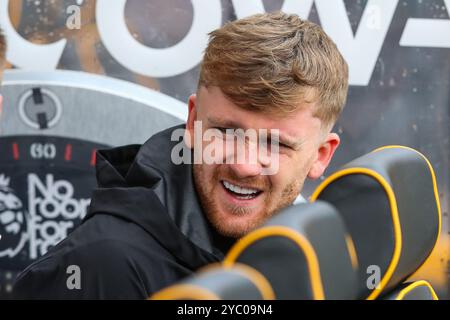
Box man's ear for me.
[307,132,340,180]
[184,94,197,149]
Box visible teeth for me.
[238,194,256,200]
[222,181,260,195]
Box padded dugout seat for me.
[150,263,275,300]
[311,145,441,300]
[151,201,358,300]
[382,280,438,300]
[223,201,358,300]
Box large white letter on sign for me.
[96,0,222,78]
[0,0,66,70]
[400,0,450,48]
[315,0,398,86]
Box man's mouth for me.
[221,180,263,200]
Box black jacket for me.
[13,125,235,299]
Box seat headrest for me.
[382,280,438,300]
[311,145,441,299]
[150,263,274,300]
[223,201,358,300]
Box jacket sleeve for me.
[13,239,150,300]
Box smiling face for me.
[186,86,340,238]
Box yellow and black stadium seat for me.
[311,145,441,300]
[382,280,438,300]
[150,263,275,300]
[222,201,358,300]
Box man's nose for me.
[228,162,263,179]
[226,139,271,178]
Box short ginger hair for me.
[199,12,349,127]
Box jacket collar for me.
[86,125,226,270]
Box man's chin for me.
[209,209,268,238]
[211,221,253,239]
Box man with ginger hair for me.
[14,12,349,299]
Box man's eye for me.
[213,127,234,137]
[270,143,294,155]
[214,127,228,133]
[268,140,290,150]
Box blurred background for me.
[0,0,448,299]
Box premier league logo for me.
[0,174,28,259]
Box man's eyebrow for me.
[207,116,242,129]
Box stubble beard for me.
[193,164,304,238]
